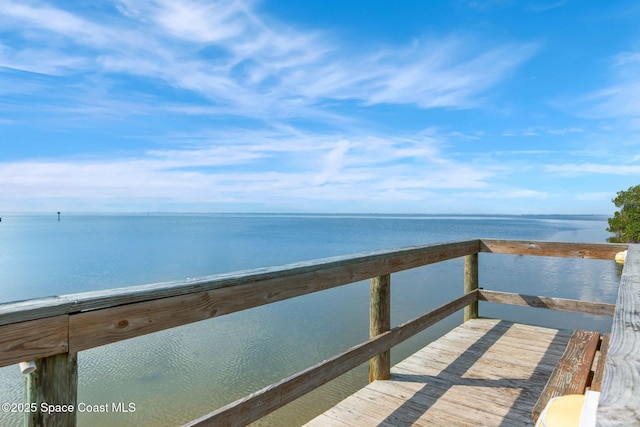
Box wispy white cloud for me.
[133,0,248,43]
[572,50,640,127]
[0,129,498,209]
[613,51,640,67]
[546,163,640,176]
[0,44,89,75]
[313,140,350,185]
[2,0,577,213]
[290,38,537,109]
[465,189,549,198]
[501,126,583,137]
[583,83,640,119]
[574,192,613,201]
[525,1,567,12]
[491,150,556,156]
[0,0,536,121]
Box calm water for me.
[0,214,622,426]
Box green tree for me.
[607,185,640,243]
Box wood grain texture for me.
[184,291,478,427]
[0,239,624,357]
[0,297,74,328]
[0,315,68,366]
[63,240,477,352]
[25,352,78,427]
[1,240,480,328]
[532,329,600,422]
[370,274,391,382]
[305,319,569,427]
[478,289,616,317]
[0,238,631,426]
[480,239,628,259]
[591,333,610,392]
[69,291,219,352]
[597,244,640,426]
[464,253,479,321]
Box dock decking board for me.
[305,319,571,427]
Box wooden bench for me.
[532,330,610,422]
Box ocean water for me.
[0,214,622,426]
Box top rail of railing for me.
[597,244,640,426]
[0,239,628,369]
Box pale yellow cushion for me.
[536,394,585,427]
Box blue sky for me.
[1,0,639,214]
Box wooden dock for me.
[306,318,573,426]
[1,239,636,427]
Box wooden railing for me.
[597,244,640,426]
[0,239,630,426]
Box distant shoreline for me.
[0,211,609,220]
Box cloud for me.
[583,83,640,119]
[546,163,640,176]
[291,38,537,109]
[0,1,550,213]
[314,140,350,185]
[573,50,640,125]
[141,0,248,43]
[525,1,567,12]
[574,192,612,201]
[463,189,549,199]
[0,43,89,75]
[501,126,583,137]
[0,129,499,210]
[0,0,536,121]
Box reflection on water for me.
[0,215,622,426]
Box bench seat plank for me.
[532,329,600,421]
[591,333,610,392]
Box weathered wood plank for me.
[372,374,537,425]
[183,291,477,427]
[0,297,74,328]
[306,319,562,427]
[417,319,569,355]
[68,242,479,352]
[1,240,480,329]
[369,274,391,382]
[394,324,564,389]
[411,337,563,373]
[591,333,610,392]
[389,368,546,412]
[0,239,625,364]
[25,352,78,427]
[67,239,478,312]
[478,289,616,317]
[454,319,572,354]
[597,244,640,426]
[532,329,600,422]
[394,357,551,390]
[480,239,628,259]
[0,315,68,367]
[69,291,219,353]
[440,329,567,355]
[304,412,354,427]
[370,380,516,426]
[309,386,474,427]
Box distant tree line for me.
[607,184,640,243]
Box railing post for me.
[25,352,78,427]
[369,274,390,382]
[464,253,479,321]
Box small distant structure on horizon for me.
[57,212,61,221]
